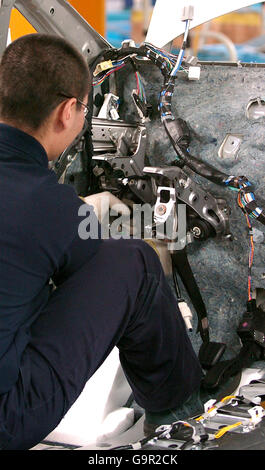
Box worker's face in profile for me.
[71,95,88,140]
[48,94,89,161]
[65,95,87,140]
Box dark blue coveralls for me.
[0,124,202,450]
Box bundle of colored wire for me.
[93,55,147,104]
[145,43,179,62]
[144,43,178,73]
[158,19,190,124]
[94,43,265,236]
[238,185,263,220]
[171,20,190,77]
[237,187,255,301]
[147,20,191,79]
[93,62,126,87]
[227,176,265,227]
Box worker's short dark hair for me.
[0,33,91,130]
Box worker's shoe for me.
[143,369,242,435]
[143,383,226,435]
[143,389,204,435]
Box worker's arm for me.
[50,189,131,286]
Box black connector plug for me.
[246,299,256,313]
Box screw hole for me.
[50,7,55,15]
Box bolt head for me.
[156,204,167,215]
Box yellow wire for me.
[194,396,246,440]
[195,415,203,421]
[195,396,237,422]
[221,395,236,402]
[215,421,242,439]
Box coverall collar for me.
[0,123,48,167]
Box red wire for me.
[93,64,126,86]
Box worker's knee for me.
[107,238,163,277]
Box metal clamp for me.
[154,186,176,224]
[143,165,231,238]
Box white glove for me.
[82,191,131,223]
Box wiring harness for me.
[92,29,265,217]
[90,8,265,349]
[110,394,265,451]
[93,26,265,280]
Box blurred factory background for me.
[7,1,265,62]
[105,0,265,62]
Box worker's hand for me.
[81,191,131,225]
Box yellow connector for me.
[93,60,114,76]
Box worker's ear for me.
[55,97,77,131]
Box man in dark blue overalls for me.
[0,33,202,449]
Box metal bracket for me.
[0,0,15,56]
[143,165,231,238]
[218,134,243,159]
[239,382,265,405]
[154,186,176,224]
[92,118,147,177]
[0,0,112,62]
[246,97,265,121]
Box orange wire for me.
[238,190,255,301]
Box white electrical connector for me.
[181,5,194,22]
[188,66,201,81]
[178,301,193,331]
[248,406,265,425]
[109,108,120,120]
[98,93,120,120]
[121,39,136,49]
[204,399,217,415]
[93,60,113,77]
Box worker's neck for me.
[0,119,56,160]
